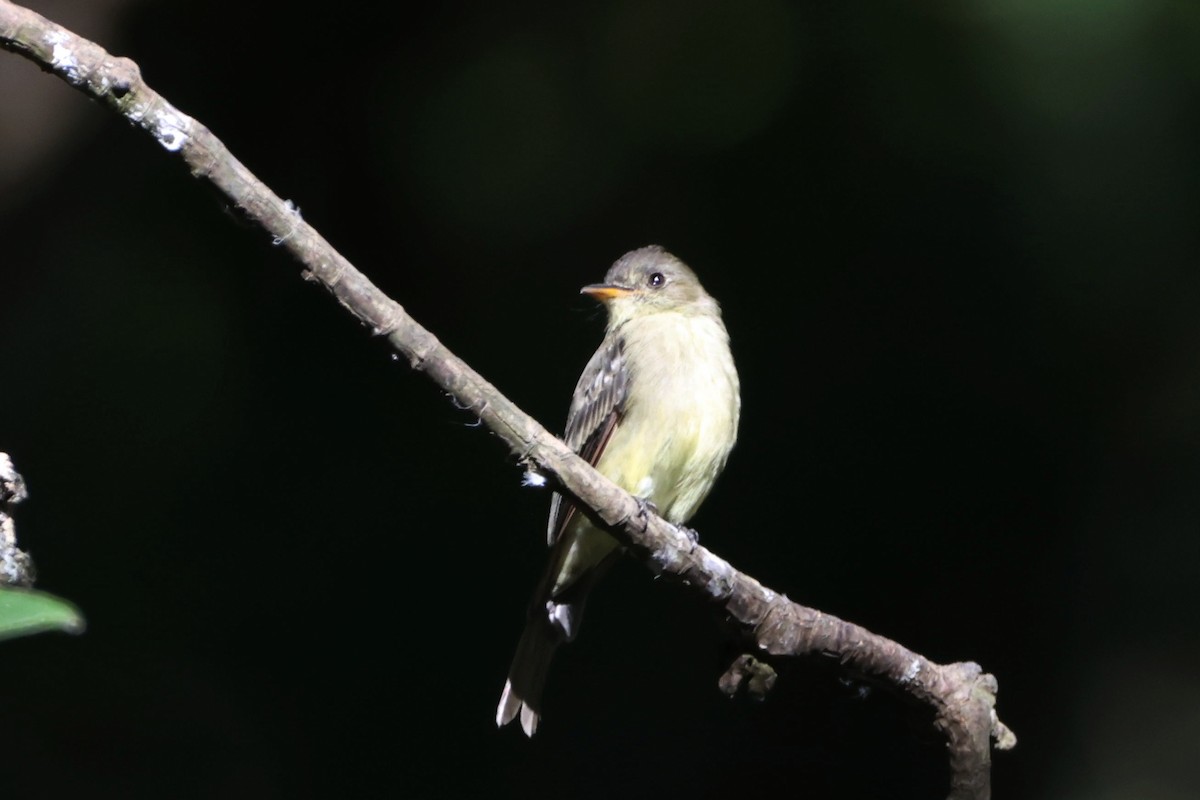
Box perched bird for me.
[497,245,741,736]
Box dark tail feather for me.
[496,615,561,737]
[497,529,620,736]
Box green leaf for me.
[0,587,85,642]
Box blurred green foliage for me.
[0,587,84,642]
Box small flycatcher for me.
[497,245,741,736]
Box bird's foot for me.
[634,497,659,530]
[677,524,700,546]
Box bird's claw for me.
[634,497,659,530]
[632,499,698,545]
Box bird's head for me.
[581,246,716,324]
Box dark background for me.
[2,1,1198,798]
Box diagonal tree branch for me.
[0,3,1015,797]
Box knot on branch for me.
[102,56,140,98]
[936,661,1018,752]
[718,654,778,701]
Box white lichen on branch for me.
[0,452,35,587]
[44,28,81,82]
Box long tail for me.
[496,613,562,737]
[498,524,621,736]
[497,564,602,736]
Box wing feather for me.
[546,334,629,544]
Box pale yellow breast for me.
[595,310,740,524]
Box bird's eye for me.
[648,272,665,288]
